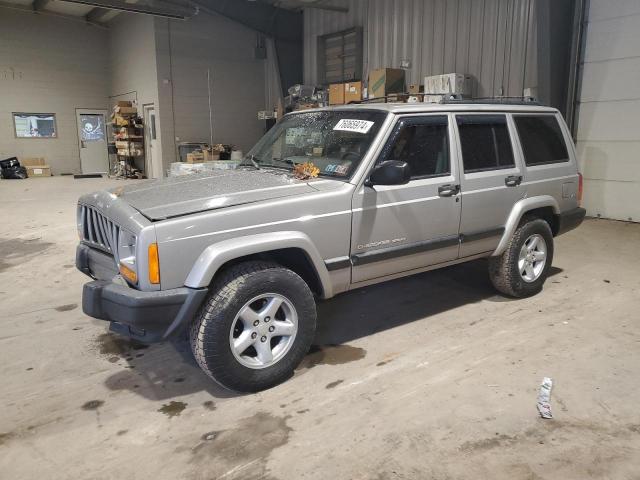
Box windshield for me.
[245,110,387,180]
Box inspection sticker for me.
[333,119,374,134]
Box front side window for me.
[514,115,569,166]
[381,116,450,179]
[246,110,387,179]
[457,114,515,173]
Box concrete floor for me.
[1,176,640,480]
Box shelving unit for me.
[110,102,144,179]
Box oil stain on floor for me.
[55,303,77,312]
[82,400,104,411]
[95,333,149,356]
[188,412,291,479]
[298,344,366,369]
[158,401,187,418]
[0,237,54,272]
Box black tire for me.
[488,217,554,298]
[189,261,316,392]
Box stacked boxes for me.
[328,81,363,105]
[22,157,51,177]
[111,101,144,158]
[368,68,405,99]
[423,73,473,96]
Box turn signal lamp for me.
[148,243,160,284]
[119,263,138,284]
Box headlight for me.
[118,230,137,285]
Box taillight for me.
[578,173,583,206]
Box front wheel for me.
[489,217,554,298]
[189,261,317,392]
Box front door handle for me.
[505,175,522,187]
[438,184,460,197]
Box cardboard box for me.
[329,84,345,105]
[186,152,205,164]
[203,150,220,162]
[329,82,363,105]
[117,101,132,107]
[408,84,422,94]
[21,157,45,167]
[344,81,362,103]
[424,73,473,95]
[115,141,142,149]
[368,68,405,98]
[115,106,137,115]
[26,165,51,177]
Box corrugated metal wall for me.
[304,0,538,98]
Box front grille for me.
[80,205,120,261]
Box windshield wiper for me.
[241,154,261,170]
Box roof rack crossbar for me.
[348,94,540,106]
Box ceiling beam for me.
[61,0,195,19]
[186,0,302,42]
[32,0,50,12]
[85,6,110,23]
[297,1,348,13]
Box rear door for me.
[350,114,462,283]
[454,113,524,257]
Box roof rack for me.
[349,94,540,106]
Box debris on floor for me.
[537,377,554,419]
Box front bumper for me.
[557,207,587,236]
[77,244,207,343]
[82,281,207,343]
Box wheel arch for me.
[493,196,560,256]
[184,231,333,298]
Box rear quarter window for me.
[514,115,570,166]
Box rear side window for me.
[457,115,515,173]
[514,115,570,166]
[383,116,450,179]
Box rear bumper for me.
[557,207,586,236]
[82,281,207,343]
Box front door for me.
[453,113,524,257]
[351,114,462,284]
[143,104,160,179]
[76,109,109,174]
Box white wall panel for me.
[583,15,640,63]
[303,0,537,99]
[576,0,640,221]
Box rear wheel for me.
[190,261,316,392]
[489,217,554,298]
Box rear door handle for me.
[438,184,460,197]
[505,175,522,187]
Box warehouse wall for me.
[304,0,538,99]
[575,0,640,222]
[154,13,269,166]
[109,14,162,177]
[0,9,109,174]
[109,15,159,113]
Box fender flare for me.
[184,231,333,298]
[492,195,560,256]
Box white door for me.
[143,104,160,178]
[76,109,109,174]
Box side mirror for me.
[365,160,411,187]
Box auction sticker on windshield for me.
[333,119,374,134]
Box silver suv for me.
[77,102,585,392]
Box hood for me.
[109,169,322,220]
